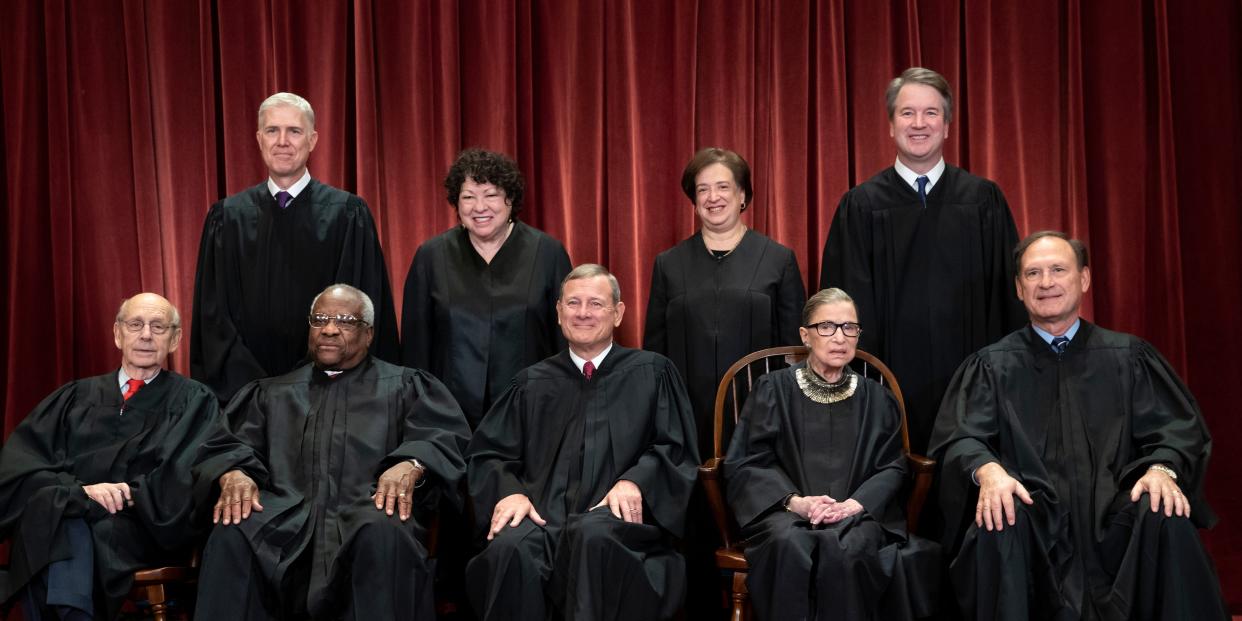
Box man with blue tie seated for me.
[929,231,1227,619]
[0,293,235,620]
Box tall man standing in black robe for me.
[193,284,471,620]
[0,293,237,620]
[466,264,698,620]
[820,67,1025,453]
[929,231,1227,620]
[191,91,400,405]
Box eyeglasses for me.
[308,314,370,331]
[118,319,176,335]
[561,299,614,313]
[803,320,861,338]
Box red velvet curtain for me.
[3,0,1241,607]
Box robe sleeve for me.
[776,247,807,345]
[382,370,472,509]
[123,383,240,549]
[192,385,272,523]
[0,383,94,536]
[1122,340,1216,527]
[191,203,269,403]
[336,197,401,365]
[722,375,799,528]
[849,386,908,520]
[927,354,1006,548]
[401,243,435,373]
[641,253,670,355]
[821,191,883,357]
[617,360,699,536]
[981,184,1026,335]
[466,380,532,530]
[546,244,572,352]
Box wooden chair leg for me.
[731,571,750,621]
[144,584,169,621]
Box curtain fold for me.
[3,0,1240,606]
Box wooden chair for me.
[128,550,199,621]
[697,346,935,621]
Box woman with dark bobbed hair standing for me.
[644,147,806,456]
[402,148,571,428]
[644,147,805,618]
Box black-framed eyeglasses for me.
[308,313,370,331]
[803,320,861,338]
[117,319,176,335]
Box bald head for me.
[113,292,182,378]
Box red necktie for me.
[583,361,595,381]
[123,378,144,401]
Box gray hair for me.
[310,284,375,325]
[802,288,856,326]
[258,92,315,130]
[885,67,954,123]
[115,294,181,329]
[560,264,621,305]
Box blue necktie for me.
[276,190,292,209]
[916,176,929,208]
[1051,336,1070,355]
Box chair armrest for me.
[699,457,739,549]
[905,453,936,533]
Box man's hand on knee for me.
[214,469,263,525]
[488,493,546,540]
[591,480,644,524]
[374,460,424,522]
[975,462,1034,531]
[1130,466,1189,518]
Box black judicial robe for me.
[0,371,237,619]
[403,222,571,427]
[724,366,938,620]
[929,323,1221,619]
[821,165,1024,453]
[644,229,805,457]
[207,357,470,614]
[466,346,699,618]
[191,179,401,404]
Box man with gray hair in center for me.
[466,264,699,620]
[191,91,400,406]
[194,284,470,620]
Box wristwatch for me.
[1147,463,1178,481]
[407,459,428,488]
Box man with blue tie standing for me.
[820,67,1026,454]
[929,231,1227,619]
[191,92,400,405]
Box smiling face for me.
[557,275,625,358]
[694,162,747,234]
[307,289,373,370]
[457,177,514,244]
[1015,237,1091,333]
[113,293,181,377]
[800,300,859,379]
[256,104,318,188]
[889,83,950,172]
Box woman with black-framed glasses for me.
[724,288,939,620]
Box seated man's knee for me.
[565,510,625,554]
[203,523,254,558]
[481,519,546,562]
